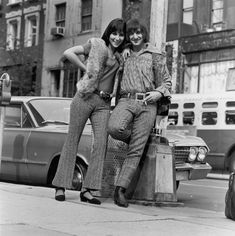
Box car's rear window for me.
[28,99,71,126]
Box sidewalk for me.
[1,182,235,236]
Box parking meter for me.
[0,73,11,105]
[0,73,11,171]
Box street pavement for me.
[1,181,235,236]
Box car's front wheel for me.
[71,163,87,191]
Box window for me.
[170,103,178,109]
[227,101,235,107]
[183,0,193,25]
[211,0,223,28]
[63,68,78,97]
[184,66,199,93]
[55,3,66,27]
[226,68,235,91]
[202,102,218,108]
[25,13,39,47]
[8,0,21,5]
[200,61,235,93]
[81,0,92,31]
[5,105,32,128]
[183,111,194,125]
[51,70,61,97]
[183,103,195,109]
[6,17,20,50]
[202,112,217,125]
[226,111,235,125]
[5,106,21,127]
[168,111,178,125]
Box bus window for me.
[202,112,217,125]
[183,103,195,109]
[183,111,194,125]
[202,102,218,108]
[226,110,235,124]
[168,111,178,125]
[226,101,235,107]
[170,103,178,109]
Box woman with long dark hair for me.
[52,18,126,205]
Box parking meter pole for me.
[0,107,5,171]
[0,73,12,172]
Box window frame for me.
[211,0,224,28]
[4,104,33,128]
[183,111,195,125]
[182,0,193,25]
[201,111,218,125]
[6,16,21,50]
[8,0,22,6]
[24,12,40,47]
[55,3,66,27]
[81,0,93,32]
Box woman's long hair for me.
[101,18,126,52]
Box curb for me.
[128,199,184,207]
[207,172,229,180]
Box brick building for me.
[0,0,168,97]
[41,0,167,97]
[0,0,46,96]
[41,0,123,97]
[167,0,235,94]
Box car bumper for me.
[175,163,212,181]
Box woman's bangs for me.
[112,21,125,34]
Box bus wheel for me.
[229,152,235,173]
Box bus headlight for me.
[188,147,198,162]
[197,147,207,162]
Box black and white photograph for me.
[0,0,235,235]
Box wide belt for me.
[120,92,148,101]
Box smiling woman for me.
[52,18,126,204]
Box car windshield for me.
[28,99,71,126]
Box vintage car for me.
[0,97,211,191]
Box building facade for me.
[0,0,46,96]
[41,0,123,97]
[167,0,235,94]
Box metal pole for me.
[0,73,12,173]
[0,106,5,172]
[150,0,169,136]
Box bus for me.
[167,92,235,172]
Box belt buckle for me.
[135,93,145,101]
[100,90,111,102]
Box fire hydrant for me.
[0,73,12,171]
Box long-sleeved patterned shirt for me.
[119,43,171,97]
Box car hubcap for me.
[72,165,83,190]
